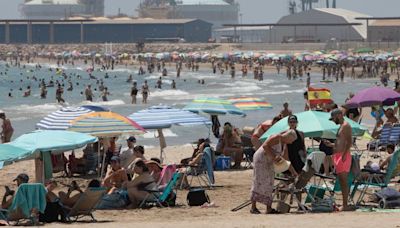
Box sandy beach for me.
[0,139,398,228]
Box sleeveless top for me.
[287,130,305,173]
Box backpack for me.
[39,201,66,223]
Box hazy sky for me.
[3,0,400,23]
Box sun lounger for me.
[65,187,106,222]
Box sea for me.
[0,61,381,147]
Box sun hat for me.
[274,159,291,173]
[145,160,163,170]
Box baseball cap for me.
[127,136,136,142]
[329,108,342,121]
[110,156,121,163]
[13,173,29,183]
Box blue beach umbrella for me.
[36,107,94,130]
[10,130,97,153]
[183,97,246,116]
[0,144,33,168]
[128,105,211,161]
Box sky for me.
[2,0,400,23]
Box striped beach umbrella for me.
[183,98,245,116]
[128,105,211,130]
[68,112,145,137]
[229,97,273,111]
[36,107,94,130]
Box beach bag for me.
[187,188,210,206]
[39,201,66,223]
[311,197,335,213]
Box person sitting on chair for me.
[122,159,157,209]
[102,156,128,194]
[1,173,29,209]
[58,179,101,208]
[221,122,243,169]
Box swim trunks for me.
[333,152,351,174]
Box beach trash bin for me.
[215,156,231,171]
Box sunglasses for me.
[289,121,298,124]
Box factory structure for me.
[0,18,212,44]
[138,0,239,29]
[215,8,370,43]
[20,0,105,20]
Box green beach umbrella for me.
[260,111,367,141]
[355,47,374,54]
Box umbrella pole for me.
[97,140,101,176]
[100,138,109,179]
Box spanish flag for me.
[308,87,332,106]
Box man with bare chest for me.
[330,109,353,211]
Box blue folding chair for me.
[389,123,400,145]
[368,123,392,157]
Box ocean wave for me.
[150,89,189,98]
[259,89,304,95]
[270,84,290,88]
[142,129,178,139]
[6,103,60,114]
[79,99,125,106]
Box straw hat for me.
[274,159,291,173]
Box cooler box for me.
[215,156,231,171]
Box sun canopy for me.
[260,111,367,141]
[128,105,211,129]
[68,112,145,137]
[345,87,400,108]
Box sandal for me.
[250,208,261,214]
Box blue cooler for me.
[215,156,231,170]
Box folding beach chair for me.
[139,172,182,208]
[240,135,255,168]
[351,149,400,206]
[389,123,400,145]
[368,123,391,157]
[185,147,215,188]
[0,183,47,225]
[65,187,106,222]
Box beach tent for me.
[260,111,367,141]
[128,105,211,161]
[9,130,97,182]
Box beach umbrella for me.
[11,130,97,153]
[260,111,367,141]
[228,97,273,111]
[68,112,145,137]
[36,107,94,130]
[10,130,97,182]
[183,97,245,116]
[345,87,400,108]
[128,105,211,129]
[355,47,374,54]
[0,144,33,168]
[128,105,211,161]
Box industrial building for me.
[268,8,369,43]
[20,0,104,20]
[368,19,400,42]
[218,8,368,43]
[138,0,239,29]
[0,18,212,44]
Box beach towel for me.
[42,151,53,180]
[204,147,215,184]
[9,183,47,218]
[303,151,325,173]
